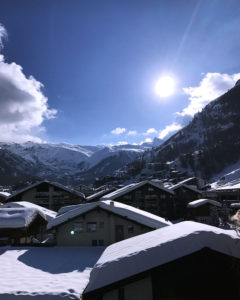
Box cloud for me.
[180,72,240,117]
[143,128,157,135]
[116,141,128,146]
[0,24,7,50]
[159,122,182,140]
[127,130,137,135]
[0,24,57,143]
[111,127,126,135]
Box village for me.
[0,177,240,299]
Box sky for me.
[0,0,240,145]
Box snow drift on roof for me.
[48,200,172,230]
[0,208,46,229]
[0,246,104,299]
[187,199,222,208]
[1,201,56,221]
[84,221,240,293]
[0,191,11,198]
[101,180,174,201]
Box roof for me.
[0,208,46,229]
[230,203,240,208]
[84,221,240,294]
[101,180,174,201]
[215,182,240,191]
[0,246,105,299]
[47,200,172,230]
[170,182,202,194]
[0,201,56,221]
[0,191,11,198]
[86,187,116,202]
[187,199,222,208]
[6,180,85,201]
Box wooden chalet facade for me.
[47,201,171,247]
[101,181,174,220]
[6,180,85,212]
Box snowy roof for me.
[48,200,172,230]
[84,221,240,294]
[0,191,11,198]
[7,180,85,201]
[0,201,56,221]
[215,182,240,191]
[230,203,240,208]
[86,188,116,202]
[0,246,104,299]
[0,208,46,229]
[101,180,174,201]
[57,203,85,215]
[187,199,222,208]
[170,182,201,194]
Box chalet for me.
[83,221,240,300]
[214,183,240,201]
[0,207,47,245]
[86,187,116,203]
[47,200,172,246]
[101,181,174,220]
[170,182,202,219]
[187,199,222,226]
[0,191,10,203]
[5,180,85,212]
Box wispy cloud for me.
[0,24,7,50]
[143,128,157,135]
[116,141,128,145]
[159,122,182,139]
[127,130,137,135]
[111,127,126,135]
[0,24,57,143]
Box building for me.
[5,180,85,212]
[0,191,10,203]
[170,182,202,219]
[101,181,174,220]
[0,207,47,245]
[47,200,172,246]
[86,187,116,203]
[187,199,222,225]
[83,221,240,300]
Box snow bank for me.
[48,200,172,231]
[187,199,222,208]
[0,208,46,229]
[0,246,104,299]
[85,221,240,293]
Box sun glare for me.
[155,76,175,97]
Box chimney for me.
[110,201,114,207]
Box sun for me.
[155,76,175,97]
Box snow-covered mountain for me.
[0,138,163,185]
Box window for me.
[99,221,104,229]
[92,240,97,246]
[74,222,84,233]
[87,222,97,232]
[98,239,104,246]
[127,225,134,234]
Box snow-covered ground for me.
[0,246,105,299]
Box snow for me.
[0,191,11,198]
[230,203,240,208]
[84,221,240,293]
[0,246,104,299]
[1,202,56,221]
[48,200,172,230]
[86,188,115,202]
[170,182,201,194]
[0,208,46,229]
[101,180,174,201]
[7,180,85,201]
[187,199,222,208]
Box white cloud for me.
[116,141,128,146]
[139,137,152,145]
[159,122,182,140]
[0,24,57,143]
[127,130,137,135]
[143,128,157,135]
[111,127,126,135]
[0,24,7,50]
[180,72,240,117]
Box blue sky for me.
[0,0,240,145]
